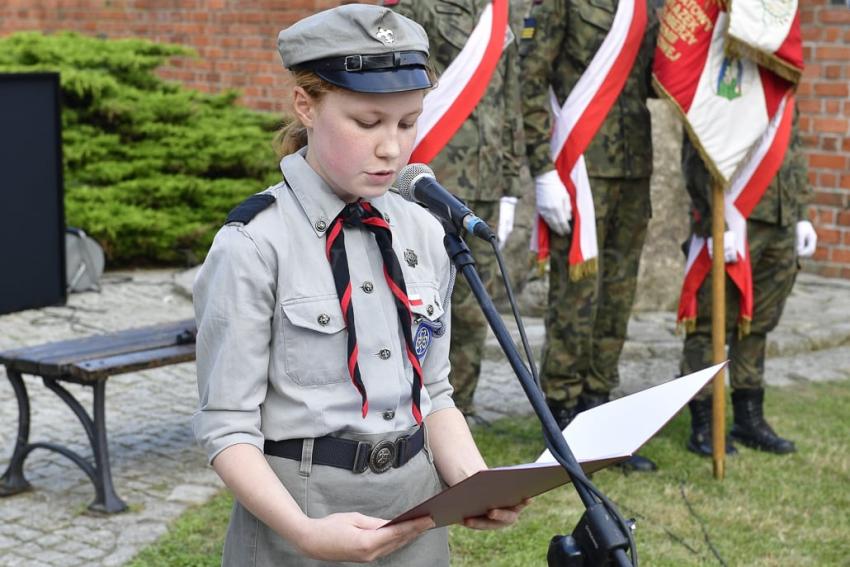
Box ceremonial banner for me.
[654,0,799,330]
[536,0,647,280]
[677,94,795,330]
[653,0,793,186]
[410,0,509,164]
[726,0,803,84]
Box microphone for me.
[395,163,495,241]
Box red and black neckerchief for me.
[325,200,424,424]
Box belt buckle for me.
[368,440,396,474]
[344,55,363,72]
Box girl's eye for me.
[356,119,378,128]
[399,122,415,130]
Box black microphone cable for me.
[395,163,638,564]
[487,232,639,567]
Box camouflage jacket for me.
[386,0,526,202]
[520,0,658,180]
[683,114,812,236]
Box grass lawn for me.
[128,380,850,566]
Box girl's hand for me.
[296,512,435,562]
[462,498,531,531]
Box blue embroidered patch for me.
[414,322,432,360]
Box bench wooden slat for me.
[0,319,195,361]
[0,319,195,376]
[68,344,197,381]
[37,328,193,370]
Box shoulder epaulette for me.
[225,193,276,225]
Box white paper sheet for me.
[387,363,726,527]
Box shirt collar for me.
[280,148,347,238]
[279,147,394,237]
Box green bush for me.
[0,31,284,265]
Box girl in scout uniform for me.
[193,5,525,565]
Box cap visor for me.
[316,67,431,94]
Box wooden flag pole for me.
[711,181,727,480]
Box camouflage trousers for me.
[449,200,499,415]
[681,220,799,400]
[542,177,651,406]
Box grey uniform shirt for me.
[193,149,455,464]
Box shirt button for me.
[383,410,395,421]
[361,281,374,294]
[315,219,328,232]
[378,348,391,360]
[317,314,330,326]
[426,305,434,316]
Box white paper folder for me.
[387,363,725,527]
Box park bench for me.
[0,319,196,514]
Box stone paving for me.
[0,271,220,567]
[475,272,850,420]
[0,269,848,565]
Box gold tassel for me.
[725,36,802,85]
[537,258,548,278]
[738,316,752,338]
[569,257,598,282]
[677,317,697,336]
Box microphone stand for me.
[443,228,634,567]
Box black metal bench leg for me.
[89,380,127,513]
[0,369,33,495]
[41,378,127,514]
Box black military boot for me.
[579,391,657,473]
[547,400,580,431]
[687,397,738,456]
[730,389,796,454]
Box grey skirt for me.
[222,426,450,566]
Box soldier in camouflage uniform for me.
[680,115,816,456]
[385,0,526,418]
[520,0,658,471]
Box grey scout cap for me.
[277,4,432,94]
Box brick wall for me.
[0,1,344,113]
[799,0,850,278]
[1,0,848,277]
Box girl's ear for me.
[292,86,315,128]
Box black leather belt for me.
[264,426,425,474]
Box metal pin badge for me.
[404,249,418,268]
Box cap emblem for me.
[376,27,395,45]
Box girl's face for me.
[294,86,424,202]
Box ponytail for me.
[273,71,339,158]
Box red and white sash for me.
[410,0,509,164]
[535,0,647,280]
[677,94,795,332]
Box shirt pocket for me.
[569,0,616,67]
[407,281,447,362]
[280,295,349,387]
[435,0,475,51]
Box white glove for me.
[796,220,817,257]
[707,230,738,263]
[534,169,571,236]
[497,196,518,250]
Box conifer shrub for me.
[0,31,283,265]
